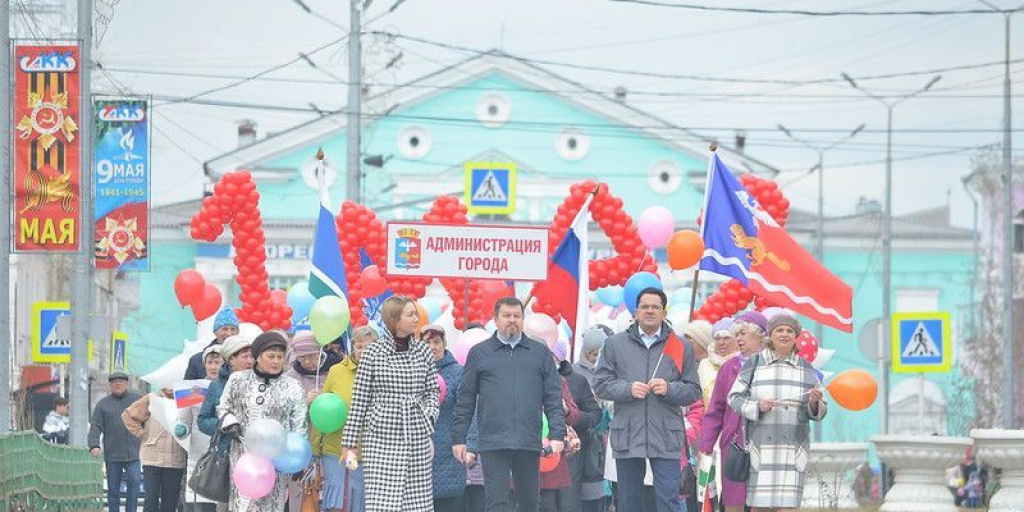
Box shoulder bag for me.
[187,420,231,503]
[724,354,759,483]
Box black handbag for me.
[582,428,606,481]
[188,422,231,502]
[680,463,697,496]
[723,355,759,483]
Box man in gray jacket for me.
[88,373,142,512]
[594,287,701,512]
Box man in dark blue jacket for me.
[184,308,238,380]
[452,297,566,512]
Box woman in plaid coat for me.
[728,314,826,509]
[341,296,441,512]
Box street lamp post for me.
[842,72,940,494]
[777,123,865,442]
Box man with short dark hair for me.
[594,287,701,512]
[89,373,143,512]
[452,297,566,512]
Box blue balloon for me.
[419,297,443,322]
[272,432,313,474]
[623,272,663,315]
[596,286,624,307]
[287,281,316,324]
[671,287,692,306]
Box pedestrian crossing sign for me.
[31,301,94,364]
[464,162,516,215]
[891,311,952,374]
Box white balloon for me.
[615,311,634,333]
[245,419,288,460]
[667,308,691,334]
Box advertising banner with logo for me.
[385,222,549,281]
[93,99,150,270]
[13,45,81,251]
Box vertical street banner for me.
[13,45,81,251]
[93,99,150,270]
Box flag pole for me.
[689,141,718,320]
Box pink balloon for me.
[452,328,490,365]
[233,452,277,499]
[637,206,675,249]
[438,374,448,403]
[524,314,559,348]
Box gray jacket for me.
[593,322,700,460]
[88,391,142,462]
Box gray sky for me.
[83,0,1024,228]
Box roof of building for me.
[786,205,973,240]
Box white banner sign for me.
[386,222,550,281]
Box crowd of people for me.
[82,289,831,512]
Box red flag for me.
[663,332,686,375]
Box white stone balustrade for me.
[871,435,972,512]
[971,429,1024,512]
[801,442,868,509]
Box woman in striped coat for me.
[728,314,826,510]
[341,297,441,512]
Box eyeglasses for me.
[636,305,664,312]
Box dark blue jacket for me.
[432,351,479,498]
[197,364,231,453]
[184,339,219,381]
[452,333,566,452]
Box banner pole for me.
[0,0,11,433]
[70,0,95,448]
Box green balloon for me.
[310,393,348,434]
[310,296,351,346]
[541,415,549,440]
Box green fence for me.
[0,432,104,512]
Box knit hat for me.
[581,325,612,354]
[213,307,239,331]
[252,331,289,360]
[683,320,713,351]
[290,331,321,359]
[735,311,768,334]
[203,344,222,360]
[767,313,802,336]
[108,372,129,382]
[421,324,446,339]
[711,319,735,338]
[220,335,253,361]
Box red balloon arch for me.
[184,171,792,331]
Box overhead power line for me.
[600,0,1024,16]
[378,31,1024,86]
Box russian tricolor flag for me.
[534,195,593,361]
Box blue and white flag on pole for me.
[309,152,347,299]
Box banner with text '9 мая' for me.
[13,45,81,252]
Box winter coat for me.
[218,369,308,512]
[593,322,701,460]
[728,349,827,509]
[314,355,358,457]
[184,339,219,380]
[340,332,441,512]
[539,377,581,490]
[197,365,231,454]
[453,334,567,452]
[431,351,480,499]
[88,391,142,462]
[283,357,332,395]
[122,393,187,469]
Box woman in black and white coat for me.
[728,314,826,511]
[341,296,441,512]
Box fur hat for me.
[683,320,713,351]
[767,313,802,336]
[252,331,289,360]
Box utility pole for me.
[0,0,12,434]
[777,123,865,441]
[975,0,1017,430]
[69,0,94,448]
[346,0,362,203]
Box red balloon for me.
[270,289,288,304]
[478,280,512,321]
[174,270,206,307]
[797,330,819,362]
[192,284,223,322]
[361,265,389,297]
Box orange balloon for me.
[667,230,705,270]
[826,369,878,411]
[415,302,429,332]
[539,452,561,473]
